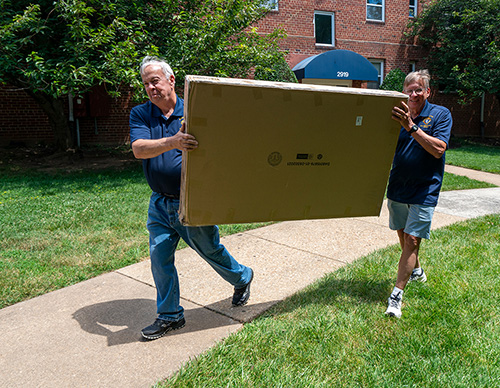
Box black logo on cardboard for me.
[268,152,282,166]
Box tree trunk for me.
[27,90,76,150]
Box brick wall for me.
[1,0,498,146]
[255,0,426,75]
[0,85,54,145]
[255,0,499,139]
[75,89,137,146]
[432,92,500,139]
[0,84,139,147]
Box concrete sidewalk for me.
[1,168,499,388]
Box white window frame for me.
[409,0,418,18]
[314,11,335,47]
[368,59,384,89]
[366,0,385,22]
[409,62,416,73]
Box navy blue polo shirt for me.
[129,97,184,196]
[387,100,452,206]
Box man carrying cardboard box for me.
[385,70,452,318]
[129,56,254,340]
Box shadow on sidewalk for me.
[72,298,279,346]
[73,298,156,346]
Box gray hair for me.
[140,56,174,78]
[404,69,430,89]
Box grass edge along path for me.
[0,166,271,309]
[163,214,500,388]
[446,139,500,174]
[0,154,496,309]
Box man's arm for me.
[392,102,447,159]
[132,124,198,159]
[408,129,446,159]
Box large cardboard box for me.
[180,76,407,226]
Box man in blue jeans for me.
[385,70,452,318]
[130,56,254,340]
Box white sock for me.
[391,287,404,299]
[413,267,422,275]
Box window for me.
[367,59,384,89]
[314,11,335,46]
[265,0,279,11]
[409,0,417,18]
[409,62,416,73]
[367,0,384,22]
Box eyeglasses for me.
[403,88,426,96]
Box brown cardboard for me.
[180,76,407,226]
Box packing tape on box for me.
[192,148,206,157]
[212,85,222,98]
[268,208,278,220]
[192,117,208,127]
[314,93,322,106]
[224,208,236,224]
[253,89,263,100]
[200,211,214,225]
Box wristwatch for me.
[409,124,419,134]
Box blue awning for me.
[292,49,378,82]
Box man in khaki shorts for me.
[385,70,452,318]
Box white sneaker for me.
[409,268,427,283]
[385,293,402,318]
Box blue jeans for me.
[146,193,252,322]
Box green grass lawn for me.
[162,214,500,387]
[446,138,500,174]
[0,164,269,309]
[442,171,496,191]
[1,139,497,310]
[0,151,496,309]
[1,141,499,386]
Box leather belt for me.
[159,192,179,199]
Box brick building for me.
[0,84,134,147]
[256,0,499,139]
[0,0,498,147]
[258,0,424,81]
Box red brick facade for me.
[255,0,499,139]
[0,0,498,147]
[255,0,425,72]
[73,89,135,146]
[0,85,136,146]
[0,85,53,145]
[432,91,500,139]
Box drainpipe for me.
[68,94,74,122]
[76,119,81,148]
[68,93,80,148]
[480,92,485,139]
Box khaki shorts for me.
[387,199,435,239]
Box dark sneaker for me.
[409,268,427,283]
[141,318,185,340]
[232,269,254,307]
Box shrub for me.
[380,68,407,92]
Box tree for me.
[380,68,407,92]
[0,0,295,149]
[408,0,500,103]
